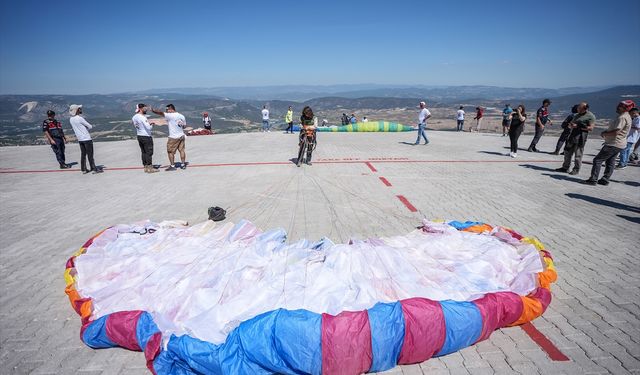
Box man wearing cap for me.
[132,104,158,173]
[202,112,212,131]
[528,99,553,152]
[42,110,68,169]
[152,104,187,171]
[414,101,431,145]
[69,104,101,174]
[582,100,634,186]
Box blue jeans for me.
[456,120,464,131]
[619,142,634,167]
[415,124,428,144]
[262,120,269,131]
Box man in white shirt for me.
[261,105,270,132]
[456,106,465,132]
[132,103,158,173]
[415,101,431,145]
[202,112,212,130]
[69,104,102,174]
[152,104,187,171]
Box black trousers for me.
[285,122,293,133]
[50,137,66,165]
[137,136,154,166]
[589,145,622,182]
[79,140,96,172]
[508,124,524,153]
[529,125,545,149]
[555,127,572,152]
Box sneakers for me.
[551,151,560,155]
[180,163,187,170]
[144,165,159,173]
[615,165,627,170]
[555,168,569,173]
[580,179,597,185]
[92,168,103,174]
[509,152,517,158]
[568,169,579,175]
[82,170,91,175]
[597,179,609,186]
[59,163,70,169]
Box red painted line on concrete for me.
[396,195,417,212]
[521,323,570,361]
[0,159,559,174]
[365,162,377,172]
[379,177,392,186]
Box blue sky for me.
[1,0,638,94]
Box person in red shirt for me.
[473,107,484,132]
[42,110,69,169]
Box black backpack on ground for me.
[208,206,226,221]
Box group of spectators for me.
[42,103,189,174]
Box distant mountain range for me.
[136,84,610,102]
[0,85,637,146]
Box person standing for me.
[502,104,513,136]
[555,102,595,175]
[350,114,357,124]
[68,104,101,174]
[456,106,465,132]
[552,104,579,155]
[285,106,294,133]
[152,104,187,171]
[414,101,431,145]
[261,105,270,132]
[362,116,368,123]
[528,99,552,152]
[133,103,158,173]
[297,106,318,166]
[581,100,634,185]
[202,112,212,131]
[341,113,349,125]
[473,107,484,132]
[507,105,527,158]
[42,110,68,169]
[617,107,640,169]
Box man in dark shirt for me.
[528,99,552,152]
[555,102,596,175]
[42,110,69,169]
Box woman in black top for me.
[508,105,526,157]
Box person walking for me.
[261,105,270,132]
[202,112,212,131]
[152,104,187,171]
[414,101,431,145]
[456,106,465,132]
[42,110,68,169]
[502,104,513,136]
[616,107,640,169]
[555,102,596,175]
[528,99,552,152]
[581,100,634,185]
[552,104,579,155]
[68,104,101,174]
[285,106,294,133]
[473,107,484,132]
[132,103,158,173]
[507,105,526,158]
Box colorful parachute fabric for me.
[313,121,414,132]
[65,220,557,375]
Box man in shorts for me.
[152,104,187,171]
[502,104,513,136]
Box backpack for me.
[208,206,226,221]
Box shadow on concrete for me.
[610,179,640,187]
[478,151,507,156]
[67,162,78,167]
[542,173,583,183]
[398,141,421,146]
[617,215,640,224]
[566,193,640,214]
[520,164,557,172]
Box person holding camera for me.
[507,105,526,158]
[528,99,552,152]
[555,102,595,175]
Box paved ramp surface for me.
[1,131,638,374]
